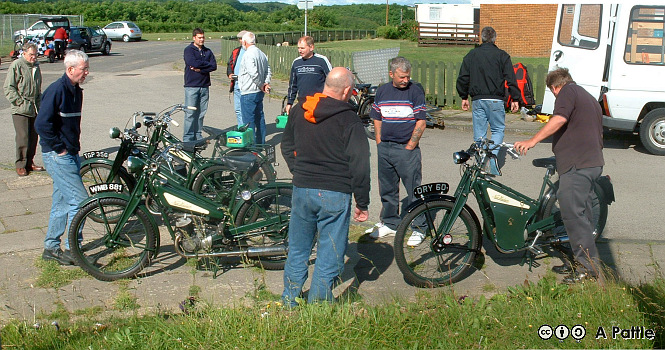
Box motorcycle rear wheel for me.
[359,97,375,140]
[234,187,292,270]
[394,200,481,287]
[540,181,608,241]
[68,197,157,281]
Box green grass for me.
[2,275,663,349]
[34,258,89,289]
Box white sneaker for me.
[407,230,425,247]
[368,223,396,239]
[365,222,382,234]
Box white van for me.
[542,3,665,155]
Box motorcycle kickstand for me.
[521,230,545,271]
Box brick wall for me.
[480,4,557,57]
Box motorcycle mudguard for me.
[404,194,482,243]
[595,175,615,204]
[77,193,161,258]
[81,157,115,168]
[231,181,293,217]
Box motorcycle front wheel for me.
[80,162,135,196]
[394,200,481,287]
[234,187,292,270]
[68,197,157,281]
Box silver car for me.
[102,21,142,42]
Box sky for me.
[239,0,472,6]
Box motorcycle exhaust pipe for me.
[548,235,569,245]
[179,245,287,259]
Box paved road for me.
[0,40,663,321]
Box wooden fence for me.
[221,39,548,107]
[226,30,376,47]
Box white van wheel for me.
[640,109,665,156]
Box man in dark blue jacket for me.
[183,28,217,141]
[35,49,89,266]
[284,36,332,115]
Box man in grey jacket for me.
[4,42,44,177]
[238,31,271,144]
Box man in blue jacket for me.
[284,36,332,115]
[183,28,217,142]
[35,49,90,266]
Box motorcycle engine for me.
[173,214,214,255]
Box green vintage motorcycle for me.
[68,110,292,281]
[394,139,614,287]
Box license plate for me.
[413,183,450,197]
[82,151,109,160]
[88,183,124,194]
[264,145,276,162]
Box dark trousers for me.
[12,114,38,169]
[377,141,422,230]
[558,166,603,277]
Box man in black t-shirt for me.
[514,67,605,284]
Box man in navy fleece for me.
[284,36,332,115]
[183,28,217,142]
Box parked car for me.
[13,16,70,41]
[44,26,111,55]
[102,21,142,42]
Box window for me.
[625,6,665,65]
[429,7,441,21]
[557,4,602,49]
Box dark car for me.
[46,26,111,55]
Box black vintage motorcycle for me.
[68,108,292,281]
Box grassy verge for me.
[2,274,663,349]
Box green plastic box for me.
[226,127,254,148]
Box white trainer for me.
[365,222,382,234]
[369,223,396,239]
[407,230,425,247]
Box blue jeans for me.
[184,86,210,142]
[234,86,243,127]
[472,99,505,174]
[377,141,422,230]
[42,151,88,250]
[282,186,351,307]
[240,91,266,144]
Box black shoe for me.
[552,264,573,274]
[42,248,75,266]
[63,250,77,265]
[562,272,594,284]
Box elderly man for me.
[35,50,90,265]
[227,30,247,126]
[284,35,332,115]
[238,31,271,144]
[281,67,370,307]
[4,42,44,177]
[514,67,605,284]
[367,57,428,247]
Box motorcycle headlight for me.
[453,151,470,164]
[127,156,146,173]
[109,127,121,139]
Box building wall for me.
[480,4,558,57]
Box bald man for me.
[281,67,370,307]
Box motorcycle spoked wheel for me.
[394,200,481,287]
[359,97,375,140]
[68,197,157,281]
[233,187,292,270]
[539,182,608,243]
